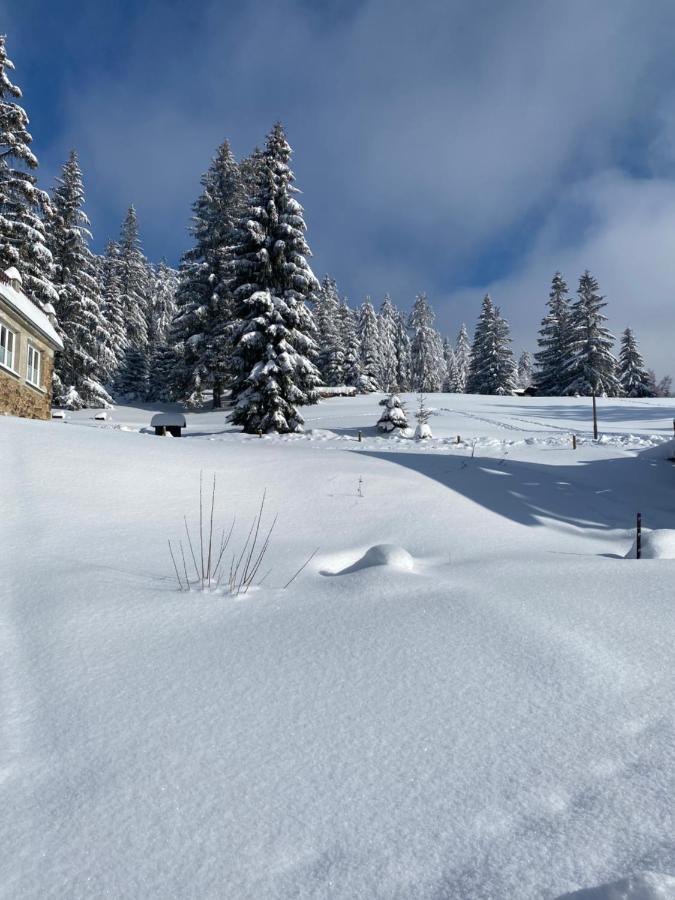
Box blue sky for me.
[3,0,675,373]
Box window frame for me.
[0,320,17,373]
[26,342,42,388]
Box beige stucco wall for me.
[0,299,55,421]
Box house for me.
[0,267,63,420]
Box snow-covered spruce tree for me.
[171,140,244,407]
[466,295,517,395]
[378,294,399,391]
[145,261,179,401]
[534,272,575,396]
[565,271,619,397]
[409,293,446,392]
[617,327,653,398]
[121,207,150,344]
[357,298,381,392]
[48,150,111,409]
[228,122,321,433]
[314,275,343,383]
[97,240,128,386]
[453,323,471,393]
[442,336,458,391]
[377,393,408,432]
[394,309,412,391]
[0,35,57,314]
[517,350,533,389]
[340,301,362,387]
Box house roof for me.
[0,274,63,351]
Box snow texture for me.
[2,392,675,899]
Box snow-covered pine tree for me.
[617,327,653,398]
[442,336,458,391]
[453,323,471,393]
[565,271,619,397]
[48,150,111,409]
[394,309,412,391]
[0,35,57,313]
[357,297,381,392]
[378,294,399,392]
[117,206,150,349]
[228,122,321,433]
[377,393,408,432]
[517,350,533,389]
[466,295,517,395]
[97,240,128,386]
[145,261,179,401]
[409,293,445,392]
[314,275,343,383]
[340,301,362,388]
[171,139,244,407]
[114,207,152,399]
[534,272,575,396]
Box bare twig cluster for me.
[168,473,318,596]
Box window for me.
[0,322,16,370]
[26,344,41,387]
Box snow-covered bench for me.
[151,413,186,437]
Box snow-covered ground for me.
[2,393,675,899]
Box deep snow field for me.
[1,393,675,899]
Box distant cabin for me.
[0,267,64,420]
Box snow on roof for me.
[4,266,22,284]
[0,280,63,350]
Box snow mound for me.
[325,543,415,576]
[625,529,675,559]
[557,871,675,899]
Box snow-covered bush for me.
[414,393,433,439]
[377,394,408,433]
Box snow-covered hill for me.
[1,393,674,899]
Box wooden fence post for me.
[572,434,577,450]
[636,512,642,560]
[357,430,362,443]
[592,393,598,441]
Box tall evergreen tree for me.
[517,350,533,389]
[466,295,517,395]
[340,301,362,388]
[48,150,111,408]
[393,310,412,391]
[378,294,399,391]
[617,327,653,398]
[535,272,574,396]
[314,275,343,383]
[565,271,619,397]
[453,323,471,393]
[357,298,381,392]
[172,139,244,406]
[442,336,458,391]
[117,206,149,349]
[145,261,179,401]
[0,35,56,312]
[229,122,321,433]
[97,240,127,385]
[409,292,445,392]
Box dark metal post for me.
[592,393,598,440]
[357,430,362,443]
[636,512,642,560]
[572,434,577,450]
